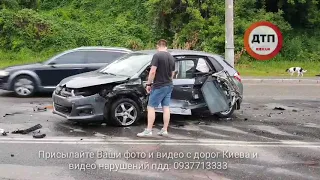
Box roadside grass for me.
[236,60,320,77]
[0,50,57,69]
[1,50,319,77]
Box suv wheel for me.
[12,75,36,97]
[109,98,141,126]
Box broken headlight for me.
[55,85,62,94]
[73,89,96,97]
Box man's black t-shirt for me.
[150,51,175,89]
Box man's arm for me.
[147,66,157,85]
[171,56,176,79]
[147,54,158,85]
[171,71,176,79]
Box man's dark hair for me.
[157,39,167,47]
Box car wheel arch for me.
[103,93,145,121]
[8,71,41,90]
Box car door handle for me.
[181,86,191,89]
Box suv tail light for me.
[234,71,241,82]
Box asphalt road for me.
[0,83,320,180]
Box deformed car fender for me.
[100,82,148,120]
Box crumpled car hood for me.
[59,71,129,89]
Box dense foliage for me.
[1,0,320,63]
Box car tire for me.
[109,98,141,127]
[12,75,36,97]
[216,103,236,118]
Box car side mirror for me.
[48,62,56,67]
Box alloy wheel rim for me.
[220,102,233,115]
[115,102,137,126]
[14,78,34,96]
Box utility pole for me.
[225,0,235,67]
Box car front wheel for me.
[109,98,141,127]
[12,75,36,97]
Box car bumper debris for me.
[11,124,42,134]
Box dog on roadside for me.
[285,67,307,77]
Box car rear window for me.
[216,55,233,69]
[208,56,224,72]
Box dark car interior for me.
[139,55,217,82]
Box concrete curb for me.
[242,78,320,84]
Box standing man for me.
[137,39,175,137]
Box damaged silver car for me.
[52,50,243,126]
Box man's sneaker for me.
[137,129,152,137]
[157,129,168,136]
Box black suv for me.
[0,47,132,97]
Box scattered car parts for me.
[274,107,286,110]
[12,124,42,134]
[33,133,46,139]
[0,129,8,136]
[3,112,22,117]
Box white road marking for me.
[204,125,248,134]
[249,125,294,136]
[1,141,320,147]
[245,84,320,86]
[1,137,320,147]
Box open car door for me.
[201,75,230,114]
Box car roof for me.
[134,49,237,74]
[73,46,132,52]
[135,49,219,57]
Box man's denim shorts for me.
[148,85,174,108]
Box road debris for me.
[30,102,44,105]
[45,105,53,109]
[11,124,42,134]
[244,118,248,121]
[33,133,46,139]
[175,123,185,127]
[33,106,47,112]
[11,154,14,157]
[273,107,286,110]
[3,112,22,117]
[219,118,232,121]
[197,122,206,125]
[292,109,298,112]
[0,129,8,136]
